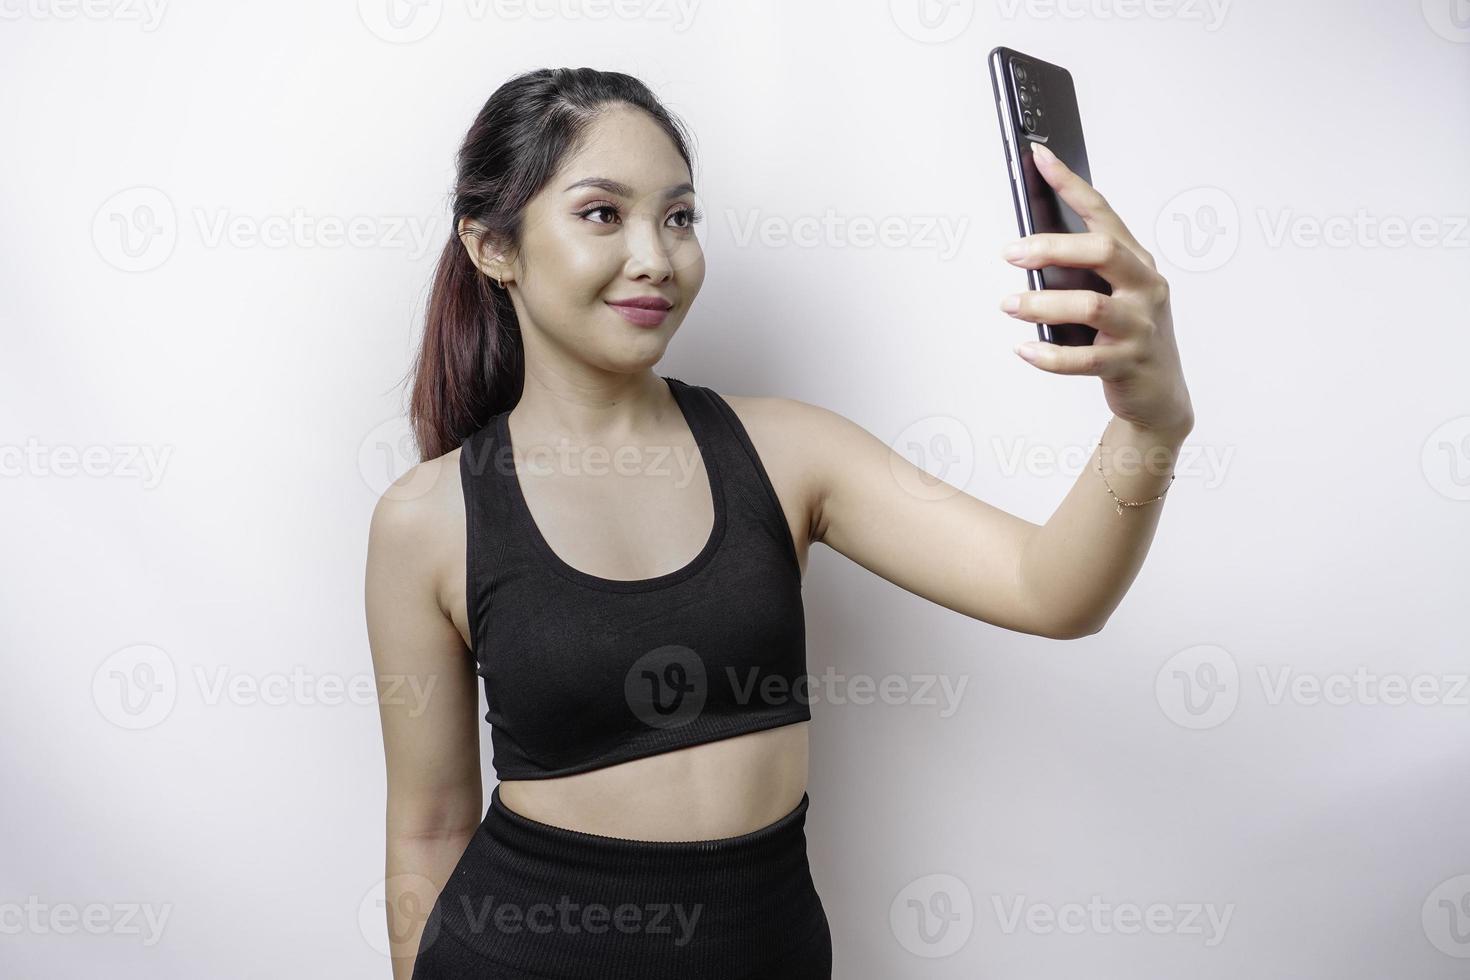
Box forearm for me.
[1018,413,1192,638]
[385,829,476,978]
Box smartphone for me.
[989,46,1108,346]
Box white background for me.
[3,0,1469,976]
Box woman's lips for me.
[606,302,670,327]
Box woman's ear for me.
[457,217,511,284]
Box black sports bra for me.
[458,375,811,780]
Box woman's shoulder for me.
[712,391,859,541]
[716,390,898,543]
[718,390,857,449]
[367,447,469,591]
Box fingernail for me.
[1002,240,1026,261]
[1031,142,1053,161]
[1014,343,1039,360]
[1000,294,1021,314]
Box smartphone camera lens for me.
[1018,87,1032,107]
[1022,110,1036,132]
[1014,63,1028,83]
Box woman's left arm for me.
[799,142,1192,641]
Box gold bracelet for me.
[1094,431,1176,516]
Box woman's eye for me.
[669,206,704,230]
[580,205,619,224]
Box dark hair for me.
[407,67,697,461]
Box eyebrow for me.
[562,177,695,200]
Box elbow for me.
[387,787,484,843]
[1044,612,1108,641]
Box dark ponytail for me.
[408,67,697,461]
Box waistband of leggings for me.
[487,783,810,859]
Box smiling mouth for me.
[605,297,675,311]
[606,301,673,327]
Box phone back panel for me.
[989,47,1108,345]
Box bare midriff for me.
[496,720,810,841]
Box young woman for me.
[366,67,1193,979]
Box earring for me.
[494,273,504,289]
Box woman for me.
[366,67,1193,979]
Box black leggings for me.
[411,784,832,979]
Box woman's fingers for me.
[1003,230,1158,290]
[1014,338,1128,378]
[1000,288,1149,340]
[1029,144,1157,268]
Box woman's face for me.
[479,104,706,375]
